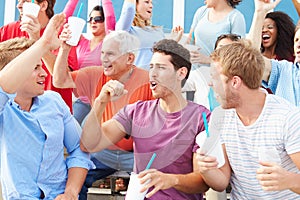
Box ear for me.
[126,53,135,65]
[39,0,48,12]
[176,67,188,81]
[231,75,242,89]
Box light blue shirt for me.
[0,87,94,200]
[191,6,246,56]
[116,1,164,70]
[262,59,300,107]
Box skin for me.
[261,18,278,59]
[136,0,153,21]
[81,52,209,197]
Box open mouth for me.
[262,34,270,41]
[150,81,157,89]
[37,81,44,86]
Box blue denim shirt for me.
[0,87,94,199]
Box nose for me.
[39,68,48,78]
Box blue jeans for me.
[73,99,91,125]
[79,149,134,200]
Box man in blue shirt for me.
[0,13,93,200]
[248,0,300,107]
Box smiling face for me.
[294,29,300,63]
[262,18,278,50]
[136,0,153,21]
[149,52,181,99]
[17,61,47,98]
[89,10,105,36]
[101,39,131,80]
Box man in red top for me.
[0,0,79,111]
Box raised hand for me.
[20,14,41,40]
[40,13,66,51]
[254,0,281,12]
[97,80,128,103]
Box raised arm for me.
[63,0,79,19]
[292,0,300,17]
[103,0,116,33]
[81,80,127,152]
[53,23,76,89]
[115,0,136,31]
[0,13,65,93]
[247,0,281,82]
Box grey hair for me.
[103,30,140,55]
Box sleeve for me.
[67,47,79,71]
[0,24,8,42]
[113,103,137,135]
[0,87,16,114]
[62,97,94,170]
[262,59,289,92]
[190,6,207,30]
[230,10,246,38]
[63,0,79,19]
[103,0,116,33]
[115,1,136,31]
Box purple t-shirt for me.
[113,99,210,200]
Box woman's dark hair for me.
[262,11,295,61]
[89,5,104,20]
[227,0,242,8]
[214,34,241,49]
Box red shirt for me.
[0,21,78,112]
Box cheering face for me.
[101,39,130,80]
[294,29,300,64]
[136,0,153,21]
[17,61,47,99]
[149,52,180,99]
[262,18,278,50]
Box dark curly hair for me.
[262,11,295,61]
[227,0,242,8]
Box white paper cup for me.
[196,132,225,168]
[125,172,149,200]
[66,16,86,46]
[258,147,281,164]
[22,2,40,23]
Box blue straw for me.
[145,153,157,170]
[32,0,34,3]
[77,3,84,18]
[202,112,210,137]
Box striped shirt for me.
[262,60,300,107]
[220,94,300,199]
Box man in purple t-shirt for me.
[80,39,210,200]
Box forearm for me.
[63,0,79,19]
[287,172,300,194]
[103,0,116,32]
[172,172,209,194]
[0,39,49,93]
[42,51,57,75]
[81,98,107,152]
[115,0,135,31]
[64,167,88,198]
[247,9,267,50]
[292,0,300,17]
[200,169,229,192]
[53,47,75,88]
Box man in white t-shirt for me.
[196,39,300,199]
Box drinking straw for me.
[202,112,210,137]
[145,153,157,170]
[32,0,34,3]
[77,3,84,18]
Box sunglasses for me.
[88,16,104,23]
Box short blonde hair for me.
[210,39,264,89]
[0,37,35,71]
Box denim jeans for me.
[73,99,91,125]
[78,149,134,200]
